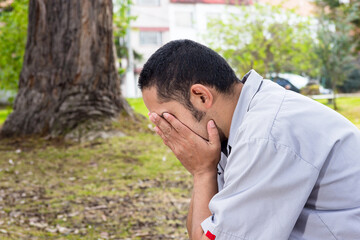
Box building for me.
[122,0,316,97]
[123,0,252,97]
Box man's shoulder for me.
[232,80,288,142]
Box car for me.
[268,73,309,93]
[319,85,333,95]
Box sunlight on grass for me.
[0,108,12,125]
[316,97,360,129]
[0,96,358,239]
[126,98,148,116]
[0,123,190,239]
[0,97,359,128]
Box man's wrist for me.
[191,169,218,240]
[193,170,218,186]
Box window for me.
[137,0,160,6]
[175,12,193,28]
[140,31,162,45]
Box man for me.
[138,39,360,240]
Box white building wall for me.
[169,4,197,41]
[132,0,171,64]
[123,0,248,97]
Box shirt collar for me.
[228,69,264,148]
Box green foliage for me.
[113,0,135,40]
[113,0,140,72]
[205,3,319,77]
[0,0,137,92]
[301,84,320,96]
[340,69,360,93]
[314,0,360,97]
[0,0,28,91]
[315,16,356,87]
[113,0,133,60]
[316,0,341,9]
[315,0,360,51]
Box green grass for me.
[316,97,360,129]
[0,97,193,239]
[0,108,12,126]
[127,98,148,117]
[0,99,147,126]
[0,96,359,239]
[0,98,148,126]
[1,97,359,128]
[124,96,360,129]
[0,118,190,239]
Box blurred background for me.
[0,0,359,239]
[122,0,360,99]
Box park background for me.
[0,0,359,239]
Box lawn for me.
[0,108,12,126]
[0,100,191,239]
[0,97,359,239]
[1,97,360,127]
[127,98,149,117]
[316,97,360,129]
[0,99,145,127]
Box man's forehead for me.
[142,87,159,103]
[142,87,178,115]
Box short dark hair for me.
[138,39,239,120]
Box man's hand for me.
[149,112,221,177]
[149,112,221,240]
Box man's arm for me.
[191,172,218,239]
[186,191,194,236]
[187,173,218,240]
[149,112,220,240]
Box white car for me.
[319,85,333,95]
[268,73,309,93]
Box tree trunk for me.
[331,78,337,110]
[1,0,132,137]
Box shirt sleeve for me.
[201,137,320,240]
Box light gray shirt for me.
[201,70,360,240]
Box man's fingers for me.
[163,112,191,135]
[155,126,175,150]
[207,120,220,147]
[154,126,163,138]
[150,112,173,137]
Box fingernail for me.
[209,120,215,128]
[154,126,160,133]
[148,112,151,116]
[149,114,155,122]
[151,113,158,120]
[163,112,169,119]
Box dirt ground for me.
[0,118,193,239]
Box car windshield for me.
[277,73,309,89]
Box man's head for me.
[139,39,240,140]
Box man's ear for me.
[189,84,214,110]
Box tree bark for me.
[1,0,132,137]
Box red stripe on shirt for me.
[206,230,216,240]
